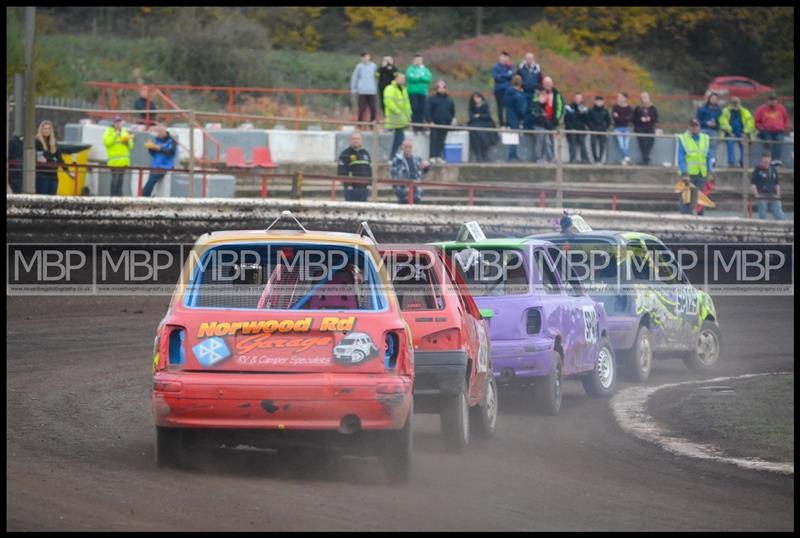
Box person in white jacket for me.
[351,52,378,123]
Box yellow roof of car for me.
[193,229,375,249]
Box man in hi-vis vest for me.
[676,118,714,215]
[103,115,135,196]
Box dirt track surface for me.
[6,295,795,531]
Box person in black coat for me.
[34,120,70,195]
[8,134,24,193]
[467,92,498,162]
[427,80,456,163]
[564,92,590,163]
[377,56,399,116]
[586,95,612,164]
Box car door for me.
[643,238,687,350]
[650,238,699,351]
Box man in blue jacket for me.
[492,51,515,127]
[143,123,177,197]
[517,52,543,99]
[696,92,722,164]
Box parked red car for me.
[707,76,774,101]
[381,246,498,453]
[151,216,414,482]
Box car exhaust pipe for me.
[499,368,514,383]
[339,414,361,435]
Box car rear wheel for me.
[582,337,617,397]
[441,386,470,453]
[383,403,413,484]
[622,326,652,383]
[534,350,563,416]
[683,320,722,374]
[470,375,499,439]
[156,427,185,468]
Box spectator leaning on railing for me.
[427,80,456,164]
[35,120,71,195]
[719,96,755,168]
[103,114,135,196]
[504,75,528,162]
[530,77,564,163]
[391,138,430,204]
[676,118,714,216]
[492,51,515,127]
[351,52,378,124]
[586,95,611,164]
[696,92,722,163]
[755,94,789,161]
[750,151,785,220]
[467,92,499,163]
[612,92,633,165]
[383,72,412,161]
[142,123,177,197]
[337,130,372,202]
[564,92,590,164]
[632,91,658,165]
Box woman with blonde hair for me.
[35,120,67,194]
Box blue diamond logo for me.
[192,337,231,367]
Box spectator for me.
[467,92,498,163]
[383,72,412,160]
[750,151,785,220]
[755,94,789,161]
[503,75,527,161]
[586,95,611,164]
[676,118,714,216]
[427,80,456,164]
[632,91,659,165]
[391,138,430,204]
[351,52,378,124]
[377,56,399,116]
[103,114,135,196]
[696,92,722,162]
[530,77,564,162]
[612,92,634,165]
[34,120,70,195]
[491,51,515,126]
[133,85,157,127]
[8,134,23,193]
[142,123,177,197]
[719,96,755,168]
[336,131,372,202]
[564,92,590,164]
[405,54,432,133]
[517,52,543,99]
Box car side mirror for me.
[480,308,494,320]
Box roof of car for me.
[529,230,660,243]
[193,229,375,248]
[435,237,555,250]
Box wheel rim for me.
[639,334,652,374]
[696,330,719,365]
[485,378,498,430]
[353,350,365,362]
[597,346,614,389]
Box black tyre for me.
[383,403,413,484]
[470,375,499,440]
[156,427,185,468]
[683,320,722,374]
[621,325,652,383]
[440,386,470,453]
[534,350,563,416]
[581,337,617,397]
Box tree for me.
[344,7,415,40]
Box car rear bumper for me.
[489,337,555,379]
[152,371,412,431]
[412,350,468,399]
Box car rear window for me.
[184,243,387,311]
[387,253,445,311]
[446,248,529,296]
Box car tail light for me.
[419,328,460,350]
[167,327,186,368]
[384,331,400,369]
[526,309,542,334]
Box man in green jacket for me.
[383,72,412,161]
[719,96,755,168]
[405,54,432,133]
[103,115,135,196]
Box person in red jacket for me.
[754,94,789,161]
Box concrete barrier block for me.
[170,173,236,198]
[202,128,270,162]
[266,129,336,163]
[63,123,83,143]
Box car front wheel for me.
[622,326,652,383]
[470,375,499,439]
[582,337,617,397]
[683,320,722,374]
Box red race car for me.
[707,76,774,101]
[381,246,498,453]
[151,214,414,482]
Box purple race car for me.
[438,225,616,415]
